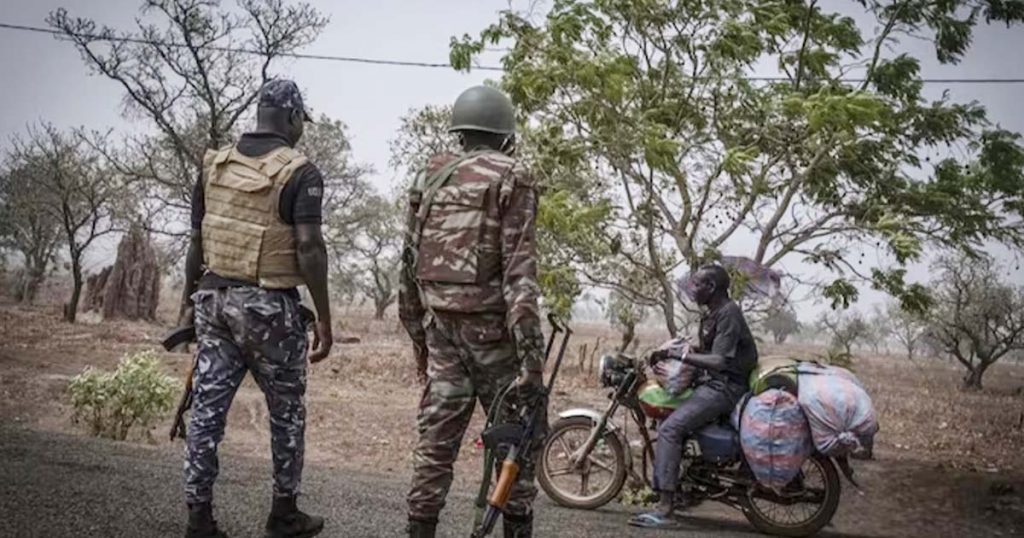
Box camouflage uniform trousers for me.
[185,286,309,505]
[407,312,547,522]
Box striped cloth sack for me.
[737,389,813,491]
[796,363,878,456]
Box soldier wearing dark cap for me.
[176,79,333,538]
[399,85,547,538]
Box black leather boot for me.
[406,517,437,538]
[264,496,324,538]
[185,502,228,538]
[503,513,533,538]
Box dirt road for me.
[1,426,782,538]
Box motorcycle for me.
[537,351,850,537]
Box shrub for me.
[821,348,854,369]
[68,350,178,440]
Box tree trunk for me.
[962,361,991,390]
[65,257,82,323]
[20,265,46,304]
[660,293,679,337]
[373,298,387,320]
[618,321,636,352]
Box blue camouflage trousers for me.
[184,286,309,505]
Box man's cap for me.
[258,79,313,122]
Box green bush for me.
[821,348,854,369]
[621,485,657,507]
[68,350,178,440]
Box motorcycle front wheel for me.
[741,452,842,537]
[537,416,627,510]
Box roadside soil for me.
[1,302,1022,537]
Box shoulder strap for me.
[410,150,490,254]
[226,147,266,170]
[203,147,233,190]
[261,147,306,178]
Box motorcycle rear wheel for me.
[741,453,841,537]
[537,416,627,510]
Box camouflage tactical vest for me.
[200,145,307,289]
[409,150,517,313]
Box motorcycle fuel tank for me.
[693,423,740,463]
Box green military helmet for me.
[449,85,516,135]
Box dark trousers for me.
[652,382,740,492]
[184,287,309,504]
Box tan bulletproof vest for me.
[200,145,308,289]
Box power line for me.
[0,21,504,71]
[3,20,1024,84]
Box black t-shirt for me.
[191,132,323,291]
[699,300,759,387]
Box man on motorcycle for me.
[630,264,758,529]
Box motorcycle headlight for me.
[598,354,622,388]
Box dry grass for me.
[3,297,1024,536]
[3,296,1023,473]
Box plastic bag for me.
[737,389,813,491]
[796,365,878,457]
[652,359,696,396]
[649,337,695,396]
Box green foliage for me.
[820,348,855,369]
[451,0,1024,335]
[822,279,859,309]
[536,189,614,317]
[621,484,657,507]
[67,350,178,441]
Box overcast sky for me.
[1,0,1021,317]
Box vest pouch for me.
[202,213,263,280]
[416,181,490,284]
[205,165,273,226]
[259,225,302,287]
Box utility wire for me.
[0,21,505,71]
[3,21,1024,84]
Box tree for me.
[764,305,801,344]
[388,105,459,176]
[925,255,1024,390]
[818,311,869,358]
[49,0,328,252]
[607,290,648,352]
[884,300,928,361]
[0,163,64,303]
[7,124,122,322]
[451,0,1024,335]
[300,114,374,259]
[863,304,890,355]
[331,195,402,320]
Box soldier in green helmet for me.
[399,85,547,538]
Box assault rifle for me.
[471,313,572,537]
[163,305,316,441]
